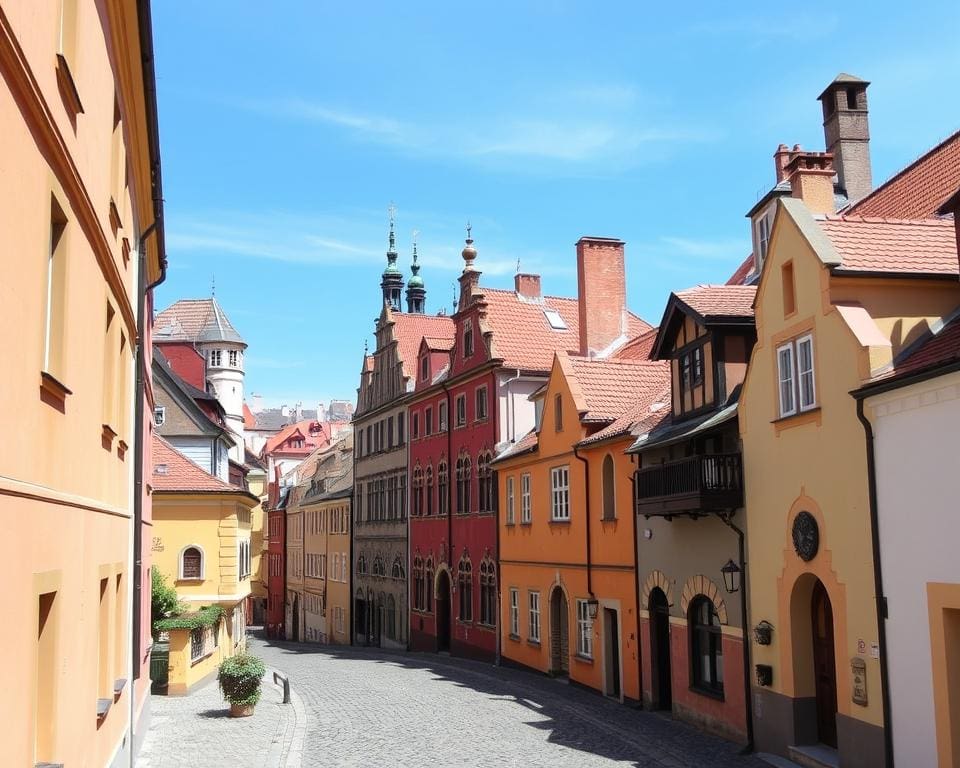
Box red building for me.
[408,233,649,660]
[265,471,287,637]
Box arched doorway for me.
[550,587,569,676]
[291,593,300,642]
[812,580,838,747]
[354,590,366,642]
[436,570,451,652]
[649,587,672,709]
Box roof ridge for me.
[827,214,954,226]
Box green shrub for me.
[218,653,266,707]
[154,604,224,632]
[151,567,185,638]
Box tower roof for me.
[818,73,870,101]
[407,238,424,288]
[197,297,245,344]
[155,298,245,346]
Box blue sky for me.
[152,1,960,409]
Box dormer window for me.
[420,355,429,381]
[153,406,165,427]
[756,212,772,271]
[463,322,474,358]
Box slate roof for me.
[252,408,319,431]
[566,356,671,424]
[155,298,245,345]
[818,216,959,276]
[674,285,757,321]
[391,313,456,381]
[847,129,960,219]
[152,435,241,493]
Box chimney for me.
[576,237,627,358]
[786,150,836,215]
[818,74,872,203]
[774,143,792,182]
[515,273,542,301]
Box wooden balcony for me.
[634,453,743,517]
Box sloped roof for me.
[152,435,242,494]
[612,327,659,361]
[867,312,960,385]
[492,429,539,464]
[262,419,331,455]
[818,216,958,276]
[565,356,671,424]
[391,313,456,381]
[847,129,960,219]
[423,336,455,351]
[579,387,672,446]
[251,407,319,432]
[726,254,755,286]
[242,402,256,429]
[674,285,757,321]
[155,298,245,345]
[244,447,266,472]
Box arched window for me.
[392,555,405,580]
[413,556,424,611]
[425,465,434,516]
[180,546,204,580]
[386,594,397,640]
[602,453,616,521]
[456,455,472,514]
[479,559,497,626]
[412,465,424,516]
[373,554,385,577]
[357,554,367,576]
[457,556,473,622]
[437,461,449,516]
[689,596,723,695]
[425,558,434,613]
[477,451,495,513]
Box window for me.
[554,394,563,431]
[521,473,532,523]
[509,588,519,637]
[420,355,429,381]
[210,350,221,367]
[456,455,472,514]
[180,546,203,580]
[238,540,251,579]
[689,596,724,695]
[528,591,541,642]
[781,261,796,316]
[601,454,616,521]
[425,465,434,516]
[455,394,467,427]
[412,412,420,439]
[458,558,473,622]
[153,406,166,427]
[439,400,448,431]
[387,417,394,449]
[413,557,424,611]
[357,554,367,576]
[476,386,488,420]
[413,466,424,516]
[463,322,474,358]
[425,558,434,612]
[757,212,772,268]
[425,407,433,435]
[44,196,69,381]
[477,452,494,513]
[506,476,516,525]
[229,350,238,367]
[777,335,817,418]
[692,346,703,384]
[576,599,593,658]
[551,466,570,521]
[35,591,58,760]
[397,413,405,444]
[392,555,405,580]
[438,461,449,516]
[543,308,568,330]
[479,560,496,626]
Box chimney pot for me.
[515,273,542,300]
[774,144,793,183]
[786,151,836,215]
[576,237,628,358]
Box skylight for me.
[543,308,567,330]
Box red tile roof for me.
[262,419,331,456]
[847,129,960,219]
[423,336,455,351]
[391,313,455,380]
[675,285,757,320]
[580,387,672,446]
[869,314,960,384]
[566,356,671,423]
[613,327,659,361]
[242,402,256,429]
[483,288,650,372]
[493,429,540,462]
[151,435,240,493]
[727,254,755,286]
[155,298,243,344]
[818,216,958,276]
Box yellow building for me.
[245,452,269,623]
[0,0,165,764]
[741,157,960,766]
[150,437,256,694]
[285,482,307,641]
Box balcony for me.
[635,453,743,517]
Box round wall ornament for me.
[792,511,819,561]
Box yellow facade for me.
[302,494,353,644]
[0,1,164,765]
[741,198,960,763]
[247,468,268,614]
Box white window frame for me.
[776,341,797,418]
[550,466,570,521]
[209,349,221,367]
[757,212,772,268]
[777,335,817,418]
[528,591,541,642]
[797,334,817,411]
[510,588,519,637]
[506,476,516,525]
[521,473,532,524]
[153,405,165,427]
[576,599,593,658]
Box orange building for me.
[495,346,667,703]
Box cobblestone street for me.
[140,630,766,767]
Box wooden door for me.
[604,608,621,698]
[650,588,672,709]
[436,571,451,652]
[550,589,569,675]
[811,581,838,747]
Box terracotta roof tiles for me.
[152,435,240,493]
[579,386,672,446]
[566,356,671,423]
[612,327,659,361]
[818,216,958,276]
[726,254,755,286]
[870,313,960,384]
[674,285,757,320]
[391,313,455,381]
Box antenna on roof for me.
[516,257,521,274]
[211,274,216,297]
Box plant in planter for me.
[218,654,266,717]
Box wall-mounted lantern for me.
[756,664,773,687]
[721,559,741,594]
[754,620,774,645]
[586,598,600,620]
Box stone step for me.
[756,753,804,768]
[787,744,840,768]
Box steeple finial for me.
[380,203,404,311]
[211,274,216,296]
[388,202,397,254]
[405,229,426,314]
[461,221,477,271]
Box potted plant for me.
[218,653,266,717]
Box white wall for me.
[496,372,546,447]
[167,436,213,476]
[868,369,960,768]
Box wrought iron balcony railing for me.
[634,452,743,517]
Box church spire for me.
[380,203,404,311]
[405,230,426,314]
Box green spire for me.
[408,235,424,288]
[383,203,401,276]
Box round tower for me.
[405,234,426,314]
[196,297,247,462]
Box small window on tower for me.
[846,87,857,110]
[210,350,221,367]
[229,350,238,367]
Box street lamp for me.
[586,598,599,620]
[721,559,741,594]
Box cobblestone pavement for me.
[245,630,766,768]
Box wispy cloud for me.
[633,234,750,268]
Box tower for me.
[405,232,426,314]
[380,205,404,311]
[818,73,872,203]
[196,296,247,462]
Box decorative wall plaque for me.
[792,511,819,561]
[851,657,868,705]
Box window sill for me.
[56,53,84,118]
[689,684,725,702]
[505,521,515,527]
[527,638,541,647]
[574,653,594,665]
[39,371,72,410]
[548,518,571,525]
[520,521,532,527]
[113,678,127,702]
[508,633,521,642]
[95,697,112,725]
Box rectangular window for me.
[102,303,116,428]
[35,591,58,761]
[554,393,563,431]
[456,394,466,427]
[210,349,221,367]
[521,474,531,523]
[777,342,796,418]
[463,322,474,357]
[576,599,593,658]
[476,386,488,420]
[797,335,816,411]
[387,416,394,449]
[692,346,703,385]
[757,213,772,267]
[528,591,541,642]
[44,193,69,381]
[229,350,238,367]
[550,466,570,521]
[506,476,516,525]
[98,577,110,698]
[439,400,448,431]
[782,261,796,316]
[421,355,429,381]
[510,588,519,637]
[425,407,433,435]
[153,406,165,427]
[397,413,405,444]
[412,412,420,439]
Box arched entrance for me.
[550,587,569,676]
[354,590,366,642]
[811,580,838,747]
[291,593,300,642]
[649,587,672,709]
[436,570,451,652]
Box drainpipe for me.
[504,368,521,442]
[441,381,453,567]
[855,398,894,768]
[629,457,644,706]
[719,511,754,753]
[573,447,594,600]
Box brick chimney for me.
[786,149,836,215]
[576,237,627,358]
[774,144,792,182]
[515,273,541,301]
[818,74,872,203]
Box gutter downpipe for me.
[496,368,519,667]
[441,380,453,649]
[855,397,894,768]
[350,425,357,647]
[572,446,594,601]
[629,455,644,706]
